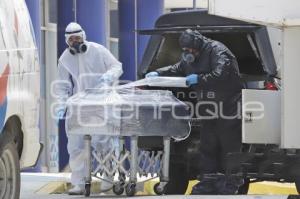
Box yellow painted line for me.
[35,181,68,194]
[36,181,101,194]
[143,179,159,195]
[248,182,298,195]
[185,180,199,195]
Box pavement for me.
[20,172,299,199]
[21,173,70,198]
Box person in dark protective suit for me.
[145,29,244,194]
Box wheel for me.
[154,182,165,195]
[84,183,91,197]
[238,178,250,194]
[165,162,189,194]
[125,183,136,196]
[113,183,124,195]
[0,142,20,199]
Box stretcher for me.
[66,88,191,196]
[81,135,171,196]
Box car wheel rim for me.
[0,158,7,198]
[1,148,17,199]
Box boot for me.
[191,178,218,195]
[68,185,84,195]
[215,175,244,195]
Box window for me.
[45,0,57,29]
[48,0,57,24]
[109,0,119,58]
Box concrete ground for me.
[20,195,291,199]
[20,172,297,199]
[21,173,70,199]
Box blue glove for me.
[186,74,199,86]
[145,71,159,78]
[102,73,113,84]
[55,109,65,125]
[98,73,113,86]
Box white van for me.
[0,0,41,198]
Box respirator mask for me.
[182,50,196,64]
[179,29,204,64]
[65,22,88,55]
[69,41,87,55]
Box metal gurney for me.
[66,88,191,196]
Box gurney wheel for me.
[113,183,124,195]
[154,182,165,195]
[125,183,136,196]
[84,183,91,197]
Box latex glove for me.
[102,73,113,84]
[98,73,113,86]
[55,109,65,125]
[186,74,199,86]
[145,71,159,78]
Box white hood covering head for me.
[65,22,86,46]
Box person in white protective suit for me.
[54,22,123,195]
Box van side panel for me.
[242,89,281,144]
[281,27,300,149]
[0,0,40,168]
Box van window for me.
[150,33,182,70]
[205,32,265,75]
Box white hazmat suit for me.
[55,22,123,188]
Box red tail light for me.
[265,82,278,90]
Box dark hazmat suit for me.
[155,30,244,194]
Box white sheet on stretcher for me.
[65,87,191,137]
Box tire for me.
[164,162,189,194]
[125,183,136,196]
[84,183,91,197]
[154,182,165,195]
[113,183,124,195]
[0,142,20,199]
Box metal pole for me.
[134,0,138,80]
[84,135,92,184]
[193,0,197,9]
[73,0,77,22]
[161,137,170,182]
[130,136,138,182]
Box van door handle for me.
[244,112,253,123]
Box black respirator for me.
[69,42,87,55]
[182,50,196,64]
[179,29,204,64]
